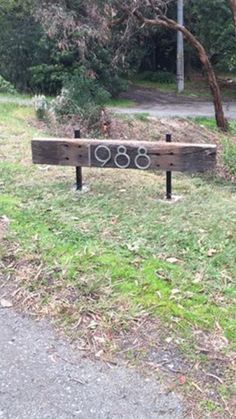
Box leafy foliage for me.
[138,70,175,84]
[222,137,236,175]
[185,0,236,72]
[49,67,111,128]
[0,0,236,105]
[0,75,16,94]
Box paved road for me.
[111,101,236,119]
[1,94,236,119]
[116,85,236,119]
[0,308,183,419]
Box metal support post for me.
[74,129,82,190]
[166,134,172,200]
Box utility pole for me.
[177,0,184,93]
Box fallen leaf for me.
[193,272,204,284]
[171,288,181,295]
[0,299,13,308]
[178,375,187,386]
[0,215,10,224]
[156,291,162,299]
[207,249,217,257]
[95,350,104,358]
[87,320,98,330]
[167,257,180,264]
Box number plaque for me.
[32,138,217,173]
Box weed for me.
[106,98,136,108]
[222,138,236,175]
[133,113,150,122]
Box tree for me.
[35,0,229,130]
[229,0,236,37]
[186,0,235,74]
[35,0,126,97]
[110,0,229,131]
[0,0,63,93]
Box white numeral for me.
[89,145,151,170]
[135,147,151,170]
[94,145,112,167]
[114,146,131,169]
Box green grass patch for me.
[131,73,212,98]
[193,117,236,176]
[133,112,150,121]
[0,92,32,101]
[222,137,236,175]
[0,103,236,355]
[106,98,137,108]
[131,72,236,99]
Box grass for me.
[131,73,236,100]
[133,112,150,121]
[0,92,32,101]
[0,92,137,109]
[106,98,137,108]
[131,74,212,98]
[0,103,236,343]
[193,116,236,133]
[1,102,236,415]
[193,117,236,176]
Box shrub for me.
[138,71,175,84]
[50,68,111,128]
[64,68,111,108]
[222,138,236,176]
[29,64,65,95]
[0,75,16,94]
[34,95,49,120]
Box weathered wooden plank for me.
[32,138,217,172]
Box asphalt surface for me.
[1,95,236,119]
[0,308,184,419]
[111,101,236,119]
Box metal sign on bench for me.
[31,134,217,200]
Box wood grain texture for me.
[32,138,217,172]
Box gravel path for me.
[0,308,184,419]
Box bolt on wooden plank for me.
[32,138,217,172]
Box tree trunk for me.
[228,0,236,38]
[133,12,229,132]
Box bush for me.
[29,64,65,95]
[50,68,111,128]
[138,70,175,84]
[64,68,111,108]
[0,75,16,94]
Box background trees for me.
[1,0,235,94]
[0,0,236,129]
